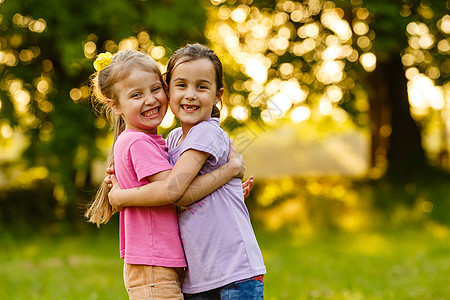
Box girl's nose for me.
[144,94,157,105]
[185,87,197,100]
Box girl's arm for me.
[175,151,246,207]
[108,141,244,210]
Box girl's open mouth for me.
[181,105,199,111]
[141,107,159,117]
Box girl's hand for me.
[104,165,115,188]
[242,176,254,199]
[106,165,115,175]
[227,139,245,179]
[108,175,125,212]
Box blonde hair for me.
[85,50,163,226]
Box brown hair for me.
[85,50,163,226]
[165,43,224,118]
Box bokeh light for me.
[360,52,376,72]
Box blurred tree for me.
[206,0,449,180]
[0,0,207,210]
[350,0,449,179]
[1,0,449,224]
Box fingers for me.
[104,174,119,189]
[110,175,119,187]
[104,175,112,188]
[242,176,254,199]
[242,176,254,188]
[247,176,254,190]
[243,186,250,199]
[106,166,115,175]
[110,174,118,182]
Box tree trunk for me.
[369,55,427,180]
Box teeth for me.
[182,105,199,111]
[142,108,158,117]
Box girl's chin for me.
[178,117,204,124]
[138,118,163,129]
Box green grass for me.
[1,224,449,299]
[261,225,450,300]
[0,225,127,299]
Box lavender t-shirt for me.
[166,118,266,294]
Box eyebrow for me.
[173,77,213,85]
[126,88,140,96]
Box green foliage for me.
[0,0,208,206]
[361,0,449,65]
[0,179,57,228]
[369,171,450,225]
[1,0,449,223]
[246,175,450,235]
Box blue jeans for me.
[184,277,264,300]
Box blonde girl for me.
[108,44,266,299]
[85,50,246,299]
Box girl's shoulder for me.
[191,118,223,135]
[166,127,183,149]
[116,129,141,145]
[117,130,166,150]
[118,129,161,141]
[187,118,228,147]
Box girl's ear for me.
[107,99,122,116]
[214,88,224,105]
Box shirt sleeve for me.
[166,127,181,150]
[129,138,172,181]
[178,121,227,166]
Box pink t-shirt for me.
[114,129,186,267]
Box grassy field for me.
[1,223,449,300]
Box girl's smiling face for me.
[168,58,223,133]
[109,67,168,135]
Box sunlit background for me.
[0,0,449,229]
[2,3,449,163]
[1,0,450,299]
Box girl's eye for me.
[198,85,207,89]
[152,86,161,93]
[131,93,141,98]
[176,83,186,88]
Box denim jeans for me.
[184,277,264,300]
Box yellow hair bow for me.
[93,52,113,71]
